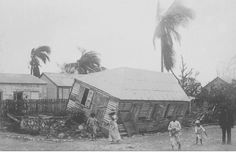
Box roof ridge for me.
[0,73,33,75]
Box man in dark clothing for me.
[219,105,234,144]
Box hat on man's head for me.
[195,120,200,124]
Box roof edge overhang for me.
[0,82,47,85]
[119,99,190,102]
[57,85,72,88]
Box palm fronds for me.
[62,49,104,74]
[153,0,194,72]
[30,46,51,77]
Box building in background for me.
[0,73,47,100]
[40,73,81,99]
[204,77,230,92]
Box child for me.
[168,116,182,150]
[195,120,207,145]
[108,110,121,144]
[86,113,99,141]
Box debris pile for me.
[18,114,104,139]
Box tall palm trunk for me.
[170,69,181,85]
[161,45,164,72]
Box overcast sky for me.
[0,0,236,85]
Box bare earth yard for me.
[0,125,235,151]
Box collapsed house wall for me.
[67,80,120,133]
[119,100,189,134]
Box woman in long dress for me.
[108,111,121,144]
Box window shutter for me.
[85,90,94,108]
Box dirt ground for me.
[0,125,235,151]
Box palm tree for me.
[62,48,103,74]
[153,0,194,77]
[30,46,51,77]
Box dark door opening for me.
[0,92,2,100]
[81,88,89,105]
[13,92,23,100]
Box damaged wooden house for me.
[66,67,190,136]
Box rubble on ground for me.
[4,114,105,140]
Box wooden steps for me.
[118,124,128,137]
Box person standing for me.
[108,110,121,144]
[194,120,208,145]
[86,113,99,141]
[168,116,182,150]
[219,105,234,144]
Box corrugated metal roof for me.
[42,72,83,87]
[74,67,190,101]
[0,73,47,84]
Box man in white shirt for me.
[168,116,182,150]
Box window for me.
[175,104,184,116]
[180,105,187,115]
[85,90,94,108]
[138,103,153,120]
[152,103,166,120]
[30,92,39,99]
[81,88,89,105]
[165,104,176,118]
[70,83,81,102]
[13,92,23,100]
[131,104,142,120]
[58,88,63,99]
[62,88,70,99]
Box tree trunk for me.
[161,38,164,72]
[170,69,181,85]
[30,66,33,75]
[161,51,164,72]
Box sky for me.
[0,0,236,86]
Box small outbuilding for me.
[204,76,230,92]
[0,73,47,100]
[67,67,190,136]
[40,73,81,99]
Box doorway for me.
[0,92,2,100]
[13,91,23,100]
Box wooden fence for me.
[0,99,68,117]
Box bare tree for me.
[179,56,201,97]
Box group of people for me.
[168,116,208,150]
[168,104,234,150]
[86,109,121,143]
[85,105,234,149]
